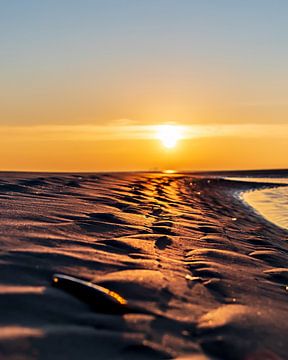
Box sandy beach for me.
[0,172,287,360]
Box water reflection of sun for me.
[156,125,182,149]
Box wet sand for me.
[0,172,287,359]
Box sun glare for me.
[156,125,182,149]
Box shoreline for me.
[241,185,288,232]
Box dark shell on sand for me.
[52,273,129,314]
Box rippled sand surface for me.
[0,172,287,359]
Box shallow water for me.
[239,178,288,230]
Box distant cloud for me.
[0,124,151,142]
[0,123,287,144]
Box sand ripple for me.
[0,172,287,359]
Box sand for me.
[0,172,287,359]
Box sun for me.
[156,125,182,149]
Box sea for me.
[228,177,288,230]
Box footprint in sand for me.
[155,236,172,250]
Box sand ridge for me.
[0,172,287,359]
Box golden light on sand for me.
[156,125,182,149]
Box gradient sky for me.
[0,0,287,171]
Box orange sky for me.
[0,1,287,171]
[0,124,287,171]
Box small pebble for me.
[185,274,200,281]
[181,330,189,336]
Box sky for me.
[0,0,287,171]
